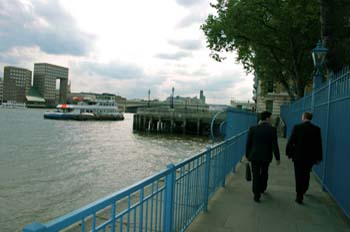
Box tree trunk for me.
[319,0,331,44]
[318,0,335,71]
[280,80,296,101]
[296,79,305,99]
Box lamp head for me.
[312,40,328,68]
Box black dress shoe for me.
[254,196,260,202]
[295,198,303,204]
[296,193,303,204]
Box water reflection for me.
[0,109,209,231]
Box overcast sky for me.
[0,0,253,104]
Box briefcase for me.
[245,163,252,181]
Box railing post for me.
[163,163,176,232]
[322,78,332,191]
[233,137,239,173]
[221,142,228,187]
[203,146,211,212]
[23,222,47,232]
[288,104,292,137]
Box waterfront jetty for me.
[133,106,226,136]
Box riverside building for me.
[254,73,291,118]
[33,63,69,107]
[3,66,32,103]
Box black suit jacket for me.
[286,121,323,164]
[246,122,280,162]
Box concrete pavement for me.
[187,138,350,232]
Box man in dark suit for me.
[246,111,281,202]
[286,111,323,204]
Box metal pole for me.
[311,75,316,112]
[322,78,332,191]
[171,87,174,109]
[311,68,322,112]
[222,141,228,187]
[315,68,323,89]
[203,146,211,212]
[163,164,175,232]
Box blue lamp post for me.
[312,40,328,89]
[171,87,174,109]
[311,40,328,111]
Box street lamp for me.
[311,40,328,111]
[171,87,174,109]
[311,40,328,89]
[148,89,150,107]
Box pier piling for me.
[133,107,225,136]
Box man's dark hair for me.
[303,111,313,120]
[260,111,272,121]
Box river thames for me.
[0,108,209,231]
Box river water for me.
[0,109,209,231]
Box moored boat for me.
[44,99,124,121]
[0,101,26,109]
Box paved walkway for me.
[187,138,350,232]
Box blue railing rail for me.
[280,66,350,218]
[23,131,248,232]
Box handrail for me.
[24,130,249,232]
[45,169,171,231]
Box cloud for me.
[72,61,145,80]
[155,51,192,60]
[0,0,95,56]
[176,12,206,28]
[0,46,40,65]
[168,39,202,50]
[175,0,203,7]
[0,46,77,78]
[0,46,42,77]
[176,69,208,77]
[174,0,208,28]
[142,69,246,104]
[67,60,248,103]
[66,60,252,103]
[174,71,244,94]
[69,64,167,99]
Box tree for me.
[201,0,322,99]
[319,0,350,72]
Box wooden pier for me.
[133,107,226,136]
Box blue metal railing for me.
[281,66,350,218]
[23,131,248,232]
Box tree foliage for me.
[319,0,350,72]
[201,0,327,99]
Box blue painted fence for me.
[23,122,254,232]
[281,67,350,218]
[225,107,257,139]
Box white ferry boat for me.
[43,99,124,121]
[0,101,26,109]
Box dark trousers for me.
[293,162,312,199]
[251,161,270,198]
